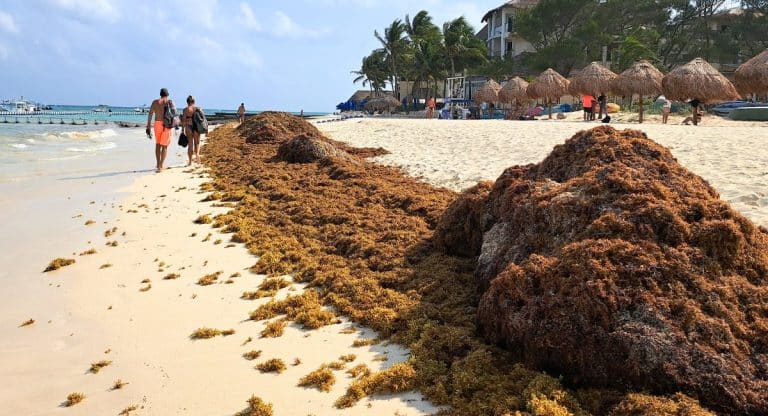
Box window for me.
[507,15,514,32]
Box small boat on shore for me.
[729,106,768,121]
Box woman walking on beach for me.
[183,95,202,166]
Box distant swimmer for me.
[238,103,246,124]
[146,88,177,172]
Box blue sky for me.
[0,0,500,112]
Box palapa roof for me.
[482,0,539,22]
[734,49,768,95]
[526,68,569,101]
[474,79,502,104]
[364,95,401,111]
[662,57,741,103]
[568,62,617,95]
[347,90,393,103]
[612,60,664,97]
[499,77,530,103]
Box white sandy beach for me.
[318,118,768,228]
[0,131,436,415]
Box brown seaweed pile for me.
[277,134,352,163]
[438,126,768,414]
[202,114,717,414]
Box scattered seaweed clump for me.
[248,290,338,329]
[346,363,371,378]
[260,319,287,338]
[89,360,112,374]
[236,395,273,416]
[44,258,75,272]
[195,214,213,224]
[335,363,416,408]
[256,358,287,374]
[197,271,222,286]
[298,366,336,392]
[436,126,768,414]
[339,354,356,363]
[79,248,97,256]
[242,277,291,299]
[243,350,262,360]
[277,134,353,163]
[118,405,139,415]
[112,379,128,390]
[64,392,85,407]
[190,327,226,339]
[163,273,180,280]
[19,318,35,327]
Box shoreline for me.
[0,129,437,415]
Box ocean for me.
[0,105,325,183]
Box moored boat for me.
[729,106,768,121]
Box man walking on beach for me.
[238,103,246,124]
[146,88,174,172]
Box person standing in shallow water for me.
[183,95,202,166]
[238,103,246,124]
[146,88,173,172]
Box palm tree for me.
[443,17,487,77]
[405,10,441,43]
[410,38,446,98]
[351,50,389,96]
[374,19,408,98]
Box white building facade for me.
[481,0,538,59]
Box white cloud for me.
[239,2,262,31]
[0,11,19,33]
[237,46,264,69]
[272,10,329,38]
[50,0,120,23]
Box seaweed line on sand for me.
[201,113,720,415]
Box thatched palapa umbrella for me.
[365,96,401,113]
[570,62,618,117]
[662,57,740,125]
[499,77,529,115]
[526,68,569,119]
[612,60,664,123]
[474,79,502,105]
[734,49,768,97]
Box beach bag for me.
[192,108,208,134]
[178,132,188,147]
[162,100,178,129]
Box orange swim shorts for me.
[154,121,171,146]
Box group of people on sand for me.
[145,88,205,172]
[580,94,609,122]
[146,88,249,172]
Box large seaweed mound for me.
[438,126,768,414]
[277,134,352,163]
[238,112,389,159]
[239,111,324,144]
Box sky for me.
[0,0,502,112]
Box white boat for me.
[1,97,38,112]
[133,105,149,113]
[93,104,110,113]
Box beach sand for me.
[4,116,768,415]
[318,118,768,228]
[0,133,436,415]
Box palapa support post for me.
[639,96,644,123]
